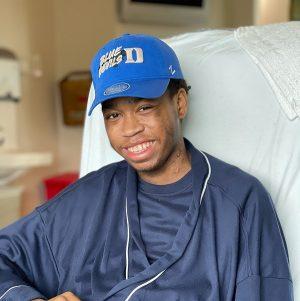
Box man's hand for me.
[33,291,81,300]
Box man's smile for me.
[122,140,156,161]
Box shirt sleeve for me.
[235,179,294,300]
[0,210,59,301]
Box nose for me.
[121,114,145,137]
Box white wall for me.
[254,0,290,24]
[0,0,58,214]
[52,0,117,172]
[0,0,57,153]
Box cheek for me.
[153,110,177,136]
[143,108,175,132]
[104,122,121,147]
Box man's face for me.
[102,89,187,172]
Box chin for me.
[127,161,154,172]
[128,158,163,173]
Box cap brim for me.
[88,78,170,116]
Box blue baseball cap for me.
[88,33,184,116]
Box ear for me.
[175,88,188,120]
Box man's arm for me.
[0,210,59,301]
[235,179,293,300]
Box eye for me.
[138,105,153,112]
[105,112,120,120]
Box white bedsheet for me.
[80,25,300,300]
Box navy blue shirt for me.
[138,170,192,264]
[0,139,293,300]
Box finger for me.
[61,291,81,300]
[48,296,68,301]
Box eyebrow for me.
[101,97,153,111]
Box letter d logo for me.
[124,48,144,63]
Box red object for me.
[43,173,79,200]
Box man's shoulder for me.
[36,160,128,216]
[204,152,270,212]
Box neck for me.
[138,139,191,185]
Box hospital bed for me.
[80,22,300,300]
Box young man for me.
[0,34,293,301]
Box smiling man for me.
[101,89,190,185]
[0,34,294,301]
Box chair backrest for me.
[80,28,300,300]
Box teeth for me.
[128,141,153,153]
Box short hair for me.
[166,78,191,98]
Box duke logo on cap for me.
[88,33,184,116]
